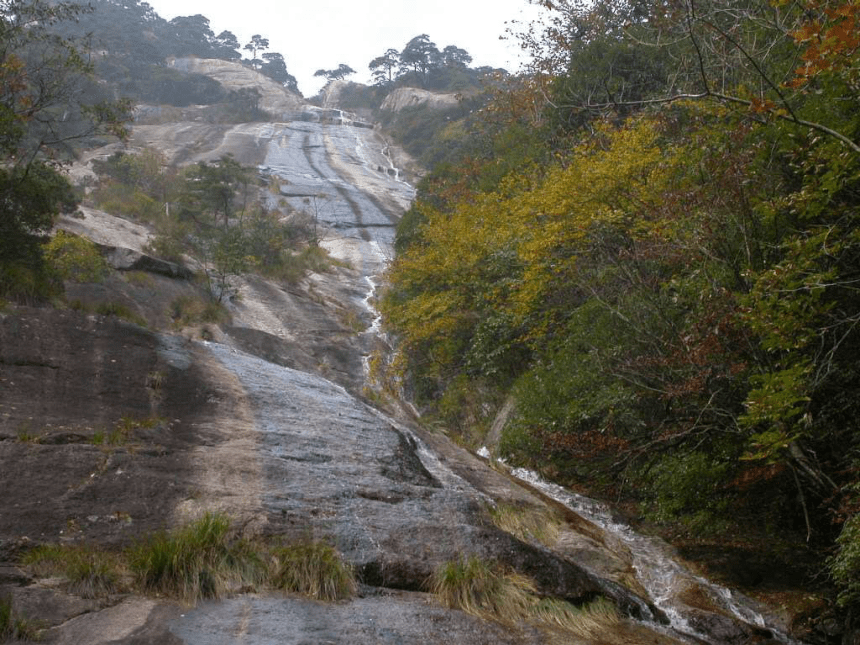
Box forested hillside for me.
[381,0,860,623]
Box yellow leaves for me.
[384,115,684,373]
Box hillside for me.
[2,0,858,643]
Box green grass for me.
[124,271,156,288]
[128,512,265,603]
[19,513,356,608]
[67,299,148,326]
[89,416,161,446]
[21,545,123,598]
[16,424,41,443]
[0,594,40,641]
[270,541,356,601]
[94,301,148,327]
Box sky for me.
[143,0,545,97]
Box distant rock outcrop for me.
[380,87,461,112]
[168,57,305,119]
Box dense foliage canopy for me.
[382,0,860,613]
[1,0,129,300]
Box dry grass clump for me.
[168,295,229,329]
[431,556,619,640]
[489,503,562,547]
[532,596,620,640]
[431,556,536,623]
[270,540,356,601]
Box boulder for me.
[96,244,193,279]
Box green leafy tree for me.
[243,34,269,70]
[212,30,241,60]
[441,45,472,68]
[369,49,400,85]
[313,63,356,82]
[170,156,252,301]
[261,52,300,94]
[0,0,129,299]
[399,34,440,85]
[167,14,215,57]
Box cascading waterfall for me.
[504,463,801,644]
[360,240,389,379]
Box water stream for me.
[504,463,800,644]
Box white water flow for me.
[360,240,389,378]
[506,465,800,644]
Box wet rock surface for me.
[168,590,545,645]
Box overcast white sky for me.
[143,0,545,96]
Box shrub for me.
[642,451,732,533]
[91,184,162,223]
[830,512,860,608]
[43,231,109,283]
[270,541,356,601]
[0,259,61,303]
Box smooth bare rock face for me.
[57,207,151,253]
[0,308,263,543]
[380,87,461,112]
[129,121,272,167]
[169,592,545,645]
[201,342,655,619]
[168,57,304,119]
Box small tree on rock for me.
[313,64,356,82]
[243,34,269,70]
[369,49,400,85]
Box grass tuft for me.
[270,541,356,601]
[94,301,147,327]
[431,556,536,623]
[21,545,123,598]
[19,514,356,608]
[489,503,562,547]
[531,597,620,640]
[168,295,229,329]
[431,557,620,639]
[0,594,40,641]
[128,512,264,603]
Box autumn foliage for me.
[382,0,860,615]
